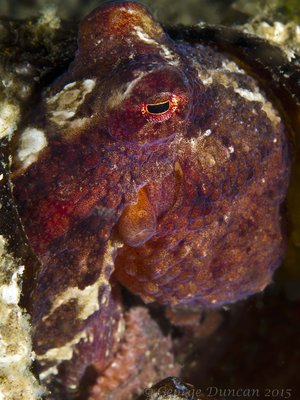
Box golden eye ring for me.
[146,100,171,115]
[141,95,180,121]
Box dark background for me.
[0,0,299,25]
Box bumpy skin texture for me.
[11,1,290,398]
[88,307,180,400]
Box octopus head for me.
[76,1,193,145]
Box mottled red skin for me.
[11,1,290,398]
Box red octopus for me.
[11,1,290,399]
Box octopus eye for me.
[146,100,170,115]
[141,95,179,121]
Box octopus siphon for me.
[10,1,291,399]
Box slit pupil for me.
[147,101,170,115]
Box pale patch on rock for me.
[244,21,300,61]
[0,265,24,305]
[37,6,60,32]
[0,102,20,139]
[0,236,43,400]
[17,127,48,169]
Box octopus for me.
[9,1,291,399]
